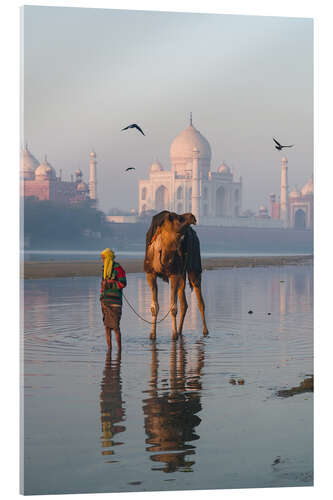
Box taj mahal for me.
[139,115,243,226]
[137,116,313,230]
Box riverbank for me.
[23,255,313,279]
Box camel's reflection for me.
[99,351,126,461]
[143,338,205,473]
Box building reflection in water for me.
[24,286,50,333]
[275,267,313,368]
[143,338,205,473]
[268,267,313,318]
[99,351,126,462]
[88,287,97,331]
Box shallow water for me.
[22,264,313,495]
[23,249,311,261]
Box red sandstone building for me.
[22,146,98,206]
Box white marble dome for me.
[170,124,211,161]
[35,157,57,180]
[301,177,313,196]
[150,161,164,173]
[22,146,39,179]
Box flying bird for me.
[125,167,136,172]
[273,138,294,150]
[121,123,145,136]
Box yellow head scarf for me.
[101,248,115,280]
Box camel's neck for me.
[147,234,164,274]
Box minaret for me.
[280,156,289,227]
[89,150,97,205]
[192,147,201,222]
[269,193,276,218]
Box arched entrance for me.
[216,186,226,216]
[176,186,183,200]
[294,209,306,229]
[155,185,168,211]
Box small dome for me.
[281,156,288,163]
[35,164,49,178]
[301,177,313,196]
[217,162,231,175]
[75,169,82,176]
[170,123,211,162]
[150,161,164,173]
[289,187,301,199]
[77,181,89,192]
[259,205,267,212]
[90,151,96,158]
[35,157,57,180]
[22,146,39,179]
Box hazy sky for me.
[23,6,313,213]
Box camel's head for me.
[158,212,196,268]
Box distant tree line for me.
[23,199,111,248]
[108,207,138,216]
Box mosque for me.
[269,156,313,230]
[22,145,97,206]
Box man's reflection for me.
[143,338,205,473]
[100,350,126,461]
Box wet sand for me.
[23,254,313,279]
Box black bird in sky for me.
[121,123,145,136]
[125,167,136,172]
[273,138,294,150]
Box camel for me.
[144,210,208,339]
[143,338,204,472]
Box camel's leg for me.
[190,272,209,336]
[169,275,181,339]
[146,273,159,339]
[177,274,188,336]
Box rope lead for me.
[122,254,189,325]
[122,292,174,325]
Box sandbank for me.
[23,255,313,280]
